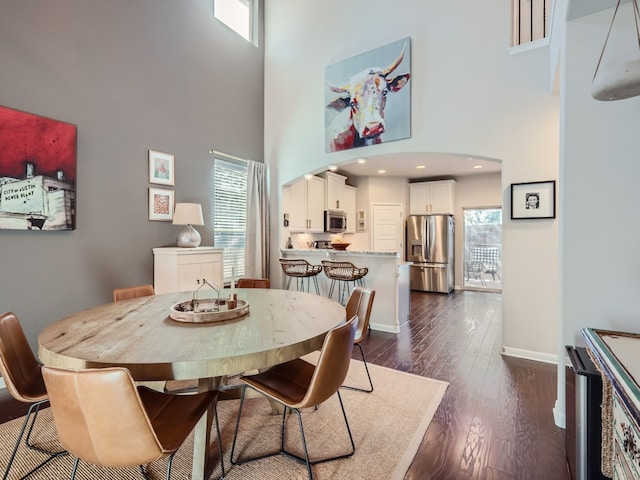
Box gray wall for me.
[0,0,264,348]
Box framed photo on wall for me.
[510,180,556,220]
[148,149,175,185]
[148,187,174,221]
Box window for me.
[213,158,247,284]
[463,207,502,292]
[214,0,256,44]
[512,0,548,46]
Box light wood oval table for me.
[38,288,346,480]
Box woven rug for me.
[0,356,447,480]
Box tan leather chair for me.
[236,278,270,288]
[113,284,155,303]
[41,366,224,480]
[230,315,359,480]
[344,287,376,392]
[0,312,67,479]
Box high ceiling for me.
[329,152,502,181]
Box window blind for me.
[213,158,247,283]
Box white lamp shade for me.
[173,203,204,226]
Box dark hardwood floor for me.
[0,290,570,479]
[362,290,570,480]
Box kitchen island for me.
[280,249,410,333]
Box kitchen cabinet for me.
[320,171,347,210]
[344,185,357,234]
[287,176,326,232]
[409,180,456,215]
[153,247,224,294]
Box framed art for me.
[148,149,175,185]
[148,187,174,221]
[510,180,556,220]
[0,105,77,231]
[325,37,411,152]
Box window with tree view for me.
[463,208,502,291]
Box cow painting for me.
[325,38,411,152]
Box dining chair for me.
[230,315,359,480]
[41,365,225,480]
[113,284,155,303]
[0,311,67,480]
[344,287,376,393]
[236,278,270,288]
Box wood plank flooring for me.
[360,290,570,480]
[0,290,570,479]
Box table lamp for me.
[173,203,204,248]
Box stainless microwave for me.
[324,210,347,233]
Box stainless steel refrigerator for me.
[406,214,454,293]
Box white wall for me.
[264,0,560,358]
[557,4,640,423]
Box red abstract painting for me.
[0,105,77,230]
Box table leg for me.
[192,377,221,480]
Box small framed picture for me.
[148,149,175,185]
[510,180,556,220]
[148,187,174,221]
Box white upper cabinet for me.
[409,180,456,215]
[287,176,326,232]
[320,171,347,210]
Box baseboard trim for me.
[501,346,558,365]
[553,399,566,429]
[371,322,400,334]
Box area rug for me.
[0,357,447,480]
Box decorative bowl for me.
[331,242,350,251]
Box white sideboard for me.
[153,247,224,294]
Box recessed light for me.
[328,165,338,171]
[473,165,483,169]
[416,165,425,169]
[357,158,367,164]
[304,173,313,179]
[377,169,386,174]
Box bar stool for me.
[321,260,368,305]
[279,258,322,294]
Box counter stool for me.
[321,260,368,305]
[279,258,322,294]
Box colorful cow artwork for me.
[325,38,411,152]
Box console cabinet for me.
[584,328,640,480]
[153,247,224,294]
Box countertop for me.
[280,248,400,257]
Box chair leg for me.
[3,400,67,480]
[231,386,282,465]
[312,275,320,295]
[232,388,355,479]
[341,343,374,393]
[213,401,226,479]
[69,457,80,480]
[327,279,336,300]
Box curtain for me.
[244,161,269,278]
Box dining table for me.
[38,288,346,480]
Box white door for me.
[372,203,404,253]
